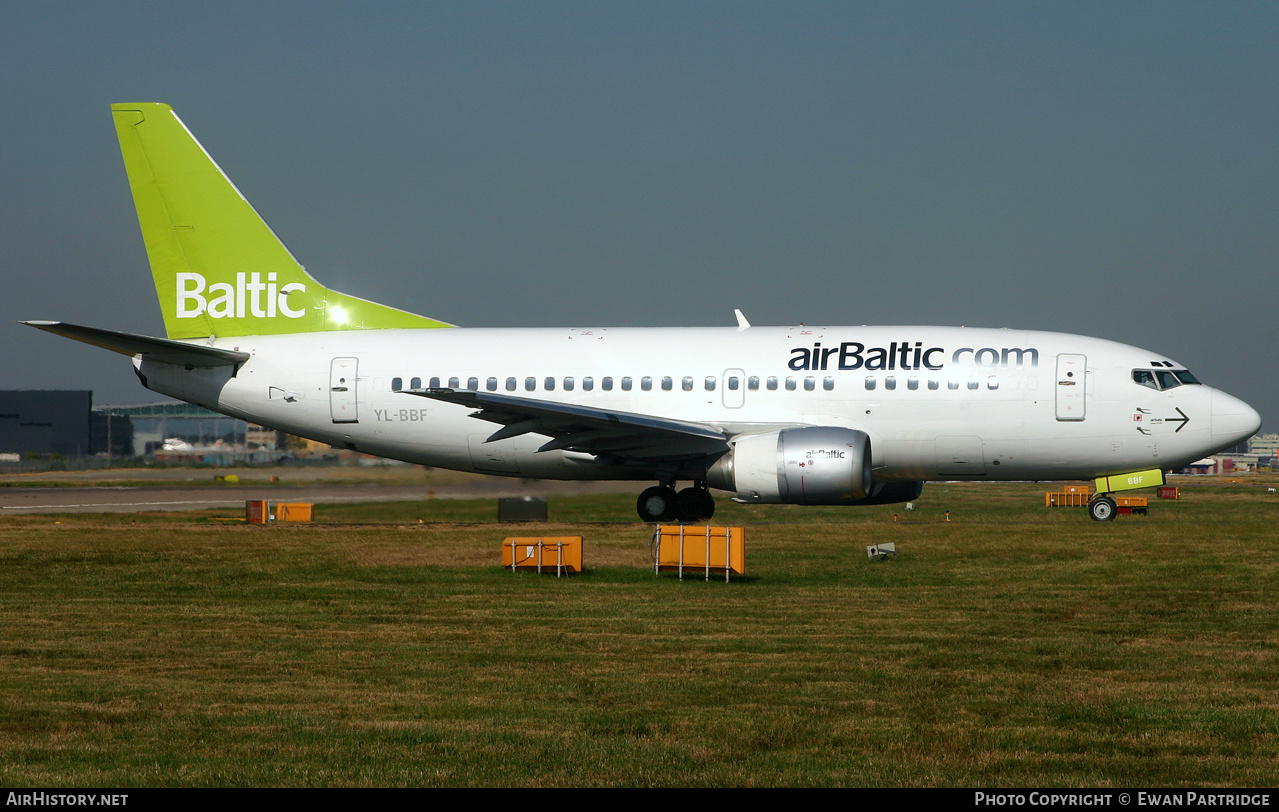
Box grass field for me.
[1,476,1276,787]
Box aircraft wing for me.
[22,321,250,367]
[407,388,730,459]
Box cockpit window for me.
[1134,368,1202,391]
[1133,370,1158,390]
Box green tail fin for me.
[111,103,452,339]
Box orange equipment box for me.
[277,503,314,522]
[502,537,582,575]
[1115,496,1148,508]
[1063,485,1091,494]
[653,525,745,580]
[1046,492,1090,507]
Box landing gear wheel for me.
[675,487,716,524]
[637,486,678,523]
[1089,495,1117,522]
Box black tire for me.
[675,487,716,524]
[1089,495,1117,522]
[637,486,678,523]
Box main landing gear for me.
[1088,494,1117,522]
[637,483,716,524]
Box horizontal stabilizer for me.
[21,321,249,367]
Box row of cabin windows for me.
[866,376,1011,391]
[388,375,838,393]
[388,374,1024,394]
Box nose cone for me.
[1211,389,1262,452]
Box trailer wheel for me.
[1089,495,1117,522]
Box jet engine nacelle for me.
[707,426,874,504]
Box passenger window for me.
[907,377,919,390]
[564,377,575,391]
[766,377,778,391]
[467,377,478,391]
[705,376,717,391]
[785,377,797,391]
[748,376,760,391]
[728,377,740,391]
[823,377,834,391]
[583,377,594,391]
[661,376,672,391]
[429,377,441,388]
[967,380,979,390]
[622,377,633,391]
[603,377,614,391]
[948,381,959,390]
[486,377,498,391]
[641,377,652,391]
[411,377,421,389]
[885,376,896,390]
[525,377,536,392]
[928,380,939,390]
[544,377,556,391]
[987,377,998,390]
[804,376,815,391]
[865,377,876,390]
[392,377,403,392]
[682,376,693,391]
[448,377,460,388]
[506,377,517,391]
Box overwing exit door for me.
[723,368,745,408]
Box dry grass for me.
[0,475,1276,786]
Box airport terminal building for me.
[0,391,281,465]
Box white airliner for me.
[25,104,1262,523]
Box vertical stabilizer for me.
[111,103,452,339]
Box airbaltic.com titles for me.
[974,793,1270,807]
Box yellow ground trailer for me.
[1095,468,1165,493]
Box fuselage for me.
[137,324,1261,485]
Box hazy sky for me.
[3,3,1276,431]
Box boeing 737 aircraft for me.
[25,104,1262,522]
